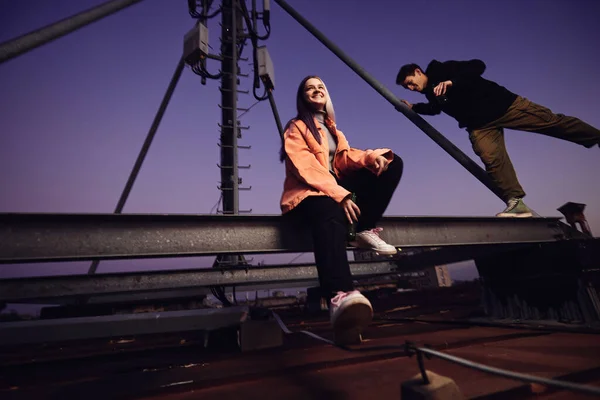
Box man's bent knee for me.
[478,152,503,169]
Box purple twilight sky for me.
[1,0,599,282]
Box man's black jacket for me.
[412,59,518,130]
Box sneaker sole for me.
[348,244,399,256]
[496,212,533,218]
[374,247,398,255]
[332,302,373,345]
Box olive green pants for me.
[468,96,600,202]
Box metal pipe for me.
[252,0,258,31]
[87,56,186,274]
[267,89,284,141]
[273,0,504,201]
[0,0,145,65]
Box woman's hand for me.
[374,155,390,176]
[341,196,360,224]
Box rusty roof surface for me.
[1,282,599,399]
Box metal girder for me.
[0,213,575,264]
[0,261,396,302]
[0,306,249,346]
[4,285,308,306]
[0,0,146,65]
[0,243,545,303]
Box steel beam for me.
[0,213,575,264]
[0,261,396,302]
[0,0,146,65]
[4,284,309,306]
[0,306,249,346]
[0,243,548,303]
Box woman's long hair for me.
[279,75,336,162]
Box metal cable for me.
[267,89,284,141]
[272,311,600,397]
[237,99,261,118]
[272,311,335,345]
[414,345,600,396]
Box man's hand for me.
[433,80,453,96]
[374,155,390,176]
[401,99,413,109]
[341,196,360,224]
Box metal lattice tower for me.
[217,0,252,216]
[214,0,252,289]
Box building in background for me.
[397,265,453,290]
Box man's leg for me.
[469,127,533,217]
[497,96,600,147]
[469,127,525,201]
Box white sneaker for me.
[350,228,398,255]
[330,290,373,345]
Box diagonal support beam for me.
[0,0,146,65]
[88,55,186,275]
[0,213,575,264]
[273,0,505,201]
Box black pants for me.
[285,153,403,299]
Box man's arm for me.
[410,101,442,116]
[441,59,486,87]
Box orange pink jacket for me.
[280,117,393,214]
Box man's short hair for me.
[396,63,422,85]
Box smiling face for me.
[402,68,428,92]
[303,77,328,111]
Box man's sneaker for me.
[350,227,397,255]
[330,290,373,345]
[496,198,533,218]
